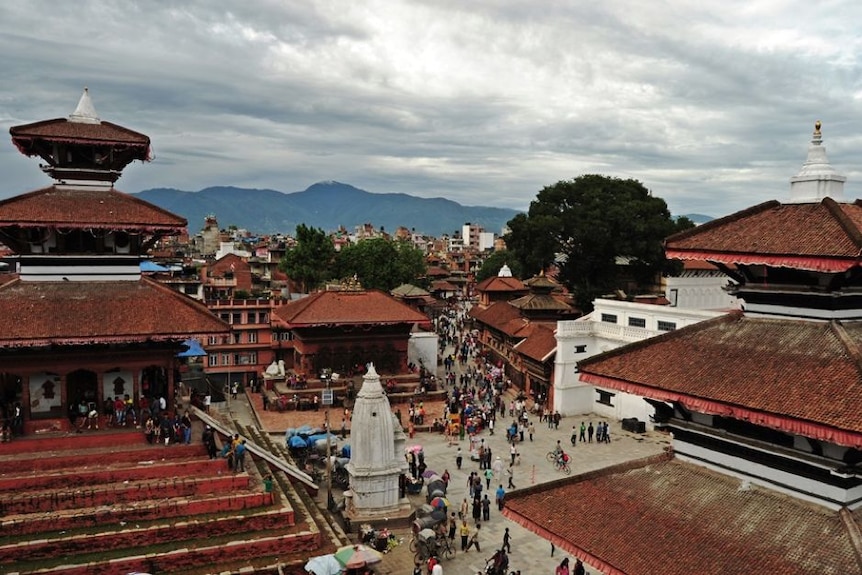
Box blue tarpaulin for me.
[140,261,170,273]
[177,339,207,357]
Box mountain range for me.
[134,181,522,237]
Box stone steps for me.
[2,401,354,575]
[2,487,277,536]
[0,472,250,514]
[0,507,297,564]
[0,458,223,492]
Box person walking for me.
[482,494,491,521]
[502,527,511,553]
[587,421,594,443]
[456,446,463,470]
[466,523,481,552]
[506,463,516,489]
[459,520,470,551]
[556,557,571,575]
[495,484,505,511]
[459,497,469,521]
[492,455,504,479]
[484,467,494,489]
[579,421,586,443]
[528,421,535,442]
[448,512,457,541]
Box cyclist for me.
[556,450,570,469]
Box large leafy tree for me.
[279,224,336,293]
[505,175,692,311]
[335,237,426,292]
[475,250,525,282]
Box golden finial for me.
[814,120,822,135]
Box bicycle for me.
[553,457,571,475]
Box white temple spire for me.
[69,87,101,124]
[789,121,846,203]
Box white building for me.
[554,279,737,424]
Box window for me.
[628,317,646,328]
[232,313,242,325]
[657,320,677,332]
[247,312,256,324]
[596,389,616,406]
[248,331,258,344]
[221,353,230,366]
[669,288,678,307]
[601,313,618,324]
[232,332,241,344]
[220,313,230,323]
[574,345,587,354]
[208,335,219,345]
[259,313,268,324]
[248,352,257,364]
[208,354,218,367]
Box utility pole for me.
[322,370,335,510]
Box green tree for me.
[279,224,336,293]
[475,250,525,282]
[505,175,690,311]
[335,237,426,292]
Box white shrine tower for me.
[345,363,411,524]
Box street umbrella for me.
[421,469,437,478]
[304,553,343,575]
[406,444,423,454]
[429,496,450,510]
[333,544,383,569]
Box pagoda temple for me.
[271,283,431,377]
[0,89,228,433]
[502,123,862,574]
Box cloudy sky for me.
[1,1,861,218]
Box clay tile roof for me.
[469,301,525,335]
[513,323,557,362]
[0,277,229,348]
[0,186,186,231]
[665,198,862,271]
[272,289,430,327]
[430,280,459,292]
[425,266,450,277]
[504,456,858,575]
[578,312,862,445]
[10,117,150,147]
[475,275,527,292]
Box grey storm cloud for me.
[2,0,862,219]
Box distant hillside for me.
[681,213,714,224]
[134,181,521,237]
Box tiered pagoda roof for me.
[578,311,862,447]
[272,289,431,328]
[504,456,858,575]
[0,276,228,349]
[0,186,186,232]
[665,197,862,272]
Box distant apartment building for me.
[461,222,496,252]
